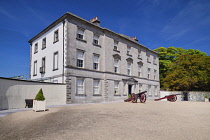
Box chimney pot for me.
[132,36,138,42]
[90,17,100,26]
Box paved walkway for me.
[0,101,121,118]
[1,101,210,140]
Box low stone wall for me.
[160,91,210,102]
[0,77,66,110]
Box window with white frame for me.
[53,52,58,70]
[34,43,38,54]
[154,86,158,96]
[127,62,131,75]
[154,70,157,80]
[127,46,131,54]
[114,40,118,50]
[138,50,141,58]
[33,61,37,76]
[40,57,46,73]
[93,34,99,45]
[77,78,84,95]
[93,80,100,95]
[77,50,84,68]
[139,84,143,92]
[148,68,151,79]
[42,38,46,49]
[147,54,151,63]
[114,59,119,73]
[138,65,142,77]
[114,81,119,95]
[77,28,84,40]
[54,30,59,42]
[153,57,157,64]
[148,85,151,96]
[93,54,99,70]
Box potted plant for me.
[204,95,208,102]
[33,88,46,112]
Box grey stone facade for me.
[29,12,160,103]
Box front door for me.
[183,92,188,101]
[128,85,132,95]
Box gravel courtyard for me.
[0,101,209,140]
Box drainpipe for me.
[62,20,65,83]
[29,43,32,79]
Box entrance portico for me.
[122,77,138,96]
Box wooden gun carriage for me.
[154,94,182,102]
[124,91,147,103]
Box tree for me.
[154,46,207,89]
[35,88,45,101]
[162,54,210,91]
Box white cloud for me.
[18,0,49,25]
[0,6,18,21]
[160,0,210,41]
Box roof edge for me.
[28,12,158,55]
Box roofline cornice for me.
[28,12,158,55]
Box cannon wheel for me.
[131,94,137,103]
[167,95,177,102]
[140,93,146,103]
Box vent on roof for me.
[90,17,100,26]
[132,36,138,42]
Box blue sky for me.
[0,0,210,78]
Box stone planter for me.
[33,100,46,112]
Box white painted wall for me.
[0,77,66,110]
[30,22,65,83]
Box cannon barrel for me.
[135,91,147,95]
[165,93,182,97]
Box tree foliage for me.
[154,46,209,91]
[163,54,210,91]
[35,88,45,101]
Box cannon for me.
[124,91,147,103]
[154,94,182,102]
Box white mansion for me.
[28,12,160,103]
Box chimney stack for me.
[90,17,100,26]
[132,36,138,42]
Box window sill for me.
[127,54,132,57]
[53,40,59,44]
[77,66,84,69]
[92,43,101,47]
[34,52,38,54]
[93,94,102,96]
[42,47,46,50]
[113,49,120,53]
[76,38,87,43]
[53,68,58,71]
[114,94,121,96]
[33,74,37,76]
[138,57,142,60]
[76,94,86,97]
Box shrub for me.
[35,88,45,101]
